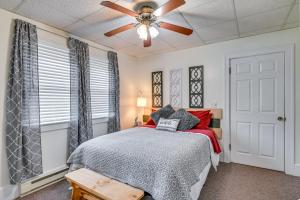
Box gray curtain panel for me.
[67,38,93,155]
[6,19,43,184]
[107,51,120,133]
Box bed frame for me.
[143,108,223,140]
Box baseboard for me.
[292,164,300,176]
[21,166,68,195]
[0,184,20,200]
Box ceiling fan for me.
[100,0,193,47]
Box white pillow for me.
[156,118,180,132]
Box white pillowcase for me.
[156,118,180,132]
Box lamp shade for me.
[137,97,147,107]
[137,25,159,40]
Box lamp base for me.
[134,116,143,127]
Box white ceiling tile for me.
[174,42,205,51]
[42,0,104,19]
[158,29,204,47]
[16,0,78,28]
[95,36,133,49]
[286,3,299,24]
[135,53,152,58]
[2,0,297,57]
[235,0,294,18]
[182,0,235,29]
[64,20,88,34]
[205,35,239,44]
[151,47,177,55]
[117,28,141,45]
[240,25,282,37]
[283,22,300,29]
[159,12,192,27]
[135,38,173,52]
[0,0,22,11]
[119,45,153,57]
[238,7,290,34]
[69,16,136,40]
[117,37,172,57]
[117,0,170,11]
[195,20,238,42]
[82,7,128,25]
[178,0,215,12]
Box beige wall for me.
[0,8,138,196]
[136,28,300,166]
[0,4,299,199]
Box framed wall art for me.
[152,71,163,108]
[169,69,182,108]
[189,66,204,108]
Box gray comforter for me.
[67,127,211,200]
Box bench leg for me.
[71,184,81,200]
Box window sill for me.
[41,117,109,133]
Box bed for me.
[67,109,222,200]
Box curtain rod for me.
[36,26,112,52]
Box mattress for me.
[68,127,219,200]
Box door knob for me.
[277,116,286,121]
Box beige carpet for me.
[19,163,300,200]
[200,163,300,200]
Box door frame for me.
[224,44,296,175]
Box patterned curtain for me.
[107,51,120,133]
[67,38,93,155]
[6,19,42,184]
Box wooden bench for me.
[65,168,144,200]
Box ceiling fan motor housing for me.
[101,0,193,47]
[135,1,158,25]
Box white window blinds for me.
[38,42,70,125]
[90,57,109,119]
[38,41,109,124]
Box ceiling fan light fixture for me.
[137,24,159,40]
[149,26,159,38]
[101,0,192,48]
[137,24,147,40]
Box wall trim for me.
[293,164,300,176]
[224,44,297,176]
[0,184,19,200]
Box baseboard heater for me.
[20,167,69,196]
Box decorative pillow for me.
[145,109,158,125]
[156,118,180,132]
[145,118,155,125]
[188,110,212,129]
[168,109,200,131]
[150,105,175,124]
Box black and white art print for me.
[169,69,182,108]
[152,71,163,108]
[189,66,204,108]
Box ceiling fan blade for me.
[159,22,193,35]
[101,1,138,17]
[153,0,185,17]
[144,27,151,47]
[104,23,136,37]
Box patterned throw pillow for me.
[150,104,175,124]
[168,109,200,131]
[156,118,180,132]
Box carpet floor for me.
[19,163,300,200]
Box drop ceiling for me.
[0,0,299,57]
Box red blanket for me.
[142,125,222,154]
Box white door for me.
[230,52,285,171]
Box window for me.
[90,57,109,119]
[38,41,109,125]
[38,42,70,125]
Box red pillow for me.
[145,109,158,125]
[145,118,155,125]
[188,110,212,129]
